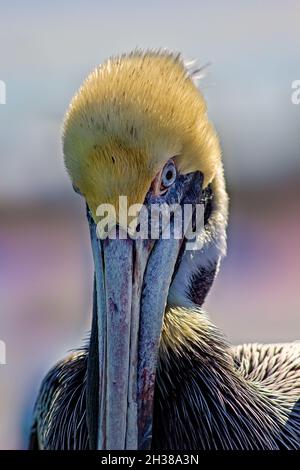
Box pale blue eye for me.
[161,161,177,189]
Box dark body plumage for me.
[30,309,300,450]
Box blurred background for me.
[0,0,299,449]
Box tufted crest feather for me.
[63,49,221,220]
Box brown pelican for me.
[29,50,300,450]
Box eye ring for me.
[161,160,177,190]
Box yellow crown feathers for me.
[63,49,221,219]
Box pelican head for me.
[63,49,228,450]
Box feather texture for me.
[63,49,221,221]
[30,308,300,450]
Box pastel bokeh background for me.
[0,0,299,449]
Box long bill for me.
[86,212,183,450]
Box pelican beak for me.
[87,215,182,450]
[86,172,203,450]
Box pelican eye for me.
[161,160,177,191]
